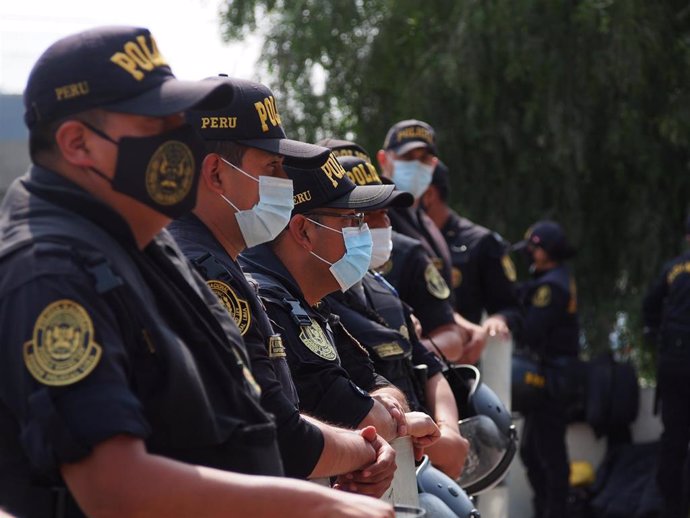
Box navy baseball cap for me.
[512,220,576,260]
[317,137,372,163]
[383,119,437,156]
[336,155,413,208]
[187,77,330,166]
[287,152,399,214]
[24,26,234,129]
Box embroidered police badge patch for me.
[425,263,450,300]
[207,280,251,335]
[146,140,195,206]
[399,325,410,340]
[299,319,337,361]
[24,299,102,386]
[452,266,463,288]
[501,255,517,282]
[532,285,552,307]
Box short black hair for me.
[204,140,248,167]
[28,109,105,161]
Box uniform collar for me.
[240,243,304,297]
[25,165,137,247]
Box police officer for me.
[0,26,394,518]
[512,220,579,518]
[376,121,487,363]
[326,153,470,480]
[422,160,524,338]
[642,218,690,518]
[239,155,441,457]
[167,77,395,491]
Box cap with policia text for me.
[382,119,437,156]
[511,220,577,261]
[287,152,407,214]
[336,155,413,208]
[24,26,234,129]
[186,77,330,167]
[316,138,372,163]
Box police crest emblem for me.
[24,299,102,386]
[145,140,195,206]
[207,280,251,335]
[425,263,450,300]
[299,319,337,361]
[532,285,552,307]
[501,255,517,282]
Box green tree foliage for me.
[220,0,690,361]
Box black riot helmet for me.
[449,364,518,495]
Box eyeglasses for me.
[306,211,365,229]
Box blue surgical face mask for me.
[308,219,373,292]
[220,157,294,248]
[392,159,435,199]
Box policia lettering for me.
[24,299,103,386]
[110,34,167,81]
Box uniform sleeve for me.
[479,236,525,334]
[642,264,670,330]
[401,248,456,334]
[522,281,570,357]
[260,299,374,429]
[0,256,150,478]
[243,330,324,478]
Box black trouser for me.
[657,334,690,518]
[520,374,569,518]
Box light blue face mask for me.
[308,219,373,292]
[392,159,435,199]
[220,157,294,248]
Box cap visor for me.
[325,184,402,211]
[238,138,331,167]
[107,78,234,116]
[392,141,436,156]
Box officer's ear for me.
[200,154,225,194]
[54,120,95,167]
[288,214,314,251]
[376,149,392,178]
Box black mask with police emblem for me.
[83,122,205,219]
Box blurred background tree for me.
[220,0,690,377]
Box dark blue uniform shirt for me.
[516,265,579,359]
[167,214,324,478]
[441,211,524,333]
[643,250,690,336]
[377,231,456,336]
[0,168,282,517]
[240,244,387,429]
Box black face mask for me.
[83,121,206,219]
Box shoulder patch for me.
[452,266,463,288]
[24,299,102,386]
[501,255,517,282]
[532,285,552,308]
[299,318,337,360]
[207,280,251,336]
[425,263,451,300]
